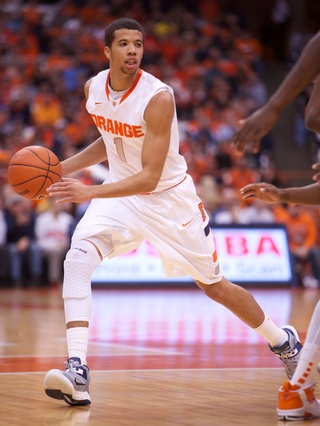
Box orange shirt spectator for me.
[226,155,259,191]
[31,92,63,127]
[274,204,318,252]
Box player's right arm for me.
[240,182,320,205]
[61,78,108,176]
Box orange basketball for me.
[7,146,62,200]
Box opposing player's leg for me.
[277,300,320,421]
[277,382,320,421]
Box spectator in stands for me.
[211,184,275,225]
[5,196,42,287]
[35,199,74,288]
[195,174,221,219]
[31,86,63,127]
[274,203,320,287]
[211,185,242,224]
[238,198,275,224]
[223,154,260,191]
[0,0,277,190]
[0,195,8,282]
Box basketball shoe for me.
[269,326,302,380]
[44,357,91,406]
[277,381,320,420]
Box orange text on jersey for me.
[91,114,145,138]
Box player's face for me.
[104,29,143,76]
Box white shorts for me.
[72,174,222,284]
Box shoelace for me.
[279,346,299,359]
[64,359,81,372]
[278,345,300,378]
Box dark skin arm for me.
[232,31,320,154]
[240,182,320,205]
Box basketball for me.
[7,146,62,200]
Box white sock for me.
[253,314,288,347]
[67,327,89,365]
[290,300,320,388]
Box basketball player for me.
[241,182,320,420]
[234,30,320,422]
[43,18,301,406]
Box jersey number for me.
[114,138,127,162]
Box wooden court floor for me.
[0,285,319,426]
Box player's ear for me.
[104,46,111,60]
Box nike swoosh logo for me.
[182,219,193,227]
[95,102,102,104]
[74,378,86,386]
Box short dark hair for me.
[104,18,144,47]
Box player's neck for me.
[108,70,139,92]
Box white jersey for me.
[72,68,221,284]
[86,68,187,192]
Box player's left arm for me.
[48,91,174,203]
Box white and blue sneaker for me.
[44,357,91,406]
[269,326,302,380]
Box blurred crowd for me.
[0,0,319,288]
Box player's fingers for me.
[311,161,320,182]
[233,138,249,153]
[61,177,79,183]
[239,185,258,197]
[47,178,76,191]
[312,171,320,182]
[239,186,253,194]
[240,183,264,191]
[233,129,258,153]
[312,162,320,170]
[251,136,261,154]
[55,196,72,204]
[241,191,256,200]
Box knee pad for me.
[63,240,101,299]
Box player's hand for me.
[240,182,281,203]
[47,177,94,204]
[312,162,320,183]
[232,106,280,154]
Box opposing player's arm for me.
[265,31,320,114]
[281,183,320,205]
[233,31,320,153]
[305,75,320,132]
[241,182,320,205]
